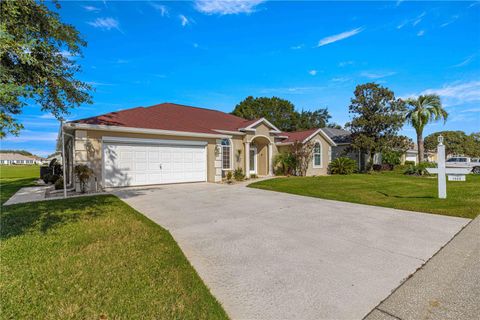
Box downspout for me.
[61,122,76,198]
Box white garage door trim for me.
[102,136,207,187]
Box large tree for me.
[0,0,92,138]
[405,94,448,162]
[231,96,331,132]
[424,131,480,157]
[295,109,331,130]
[345,83,406,170]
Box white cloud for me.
[290,44,304,50]
[83,5,100,12]
[179,14,191,27]
[412,13,425,26]
[338,61,354,67]
[193,43,199,48]
[360,71,397,79]
[4,132,58,143]
[115,59,129,64]
[397,12,426,29]
[452,55,475,68]
[86,81,114,86]
[87,17,120,31]
[417,30,425,36]
[150,3,168,16]
[420,81,480,106]
[441,15,459,27]
[461,108,480,113]
[39,114,56,120]
[260,86,325,95]
[194,0,265,15]
[308,70,317,76]
[331,77,351,82]
[396,0,405,6]
[317,27,364,47]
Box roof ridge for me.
[147,102,245,118]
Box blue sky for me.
[2,0,480,156]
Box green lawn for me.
[0,165,40,204]
[1,168,228,319]
[249,172,480,219]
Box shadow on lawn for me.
[0,195,112,240]
[376,191,435,199]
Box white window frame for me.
[313,141,322,168]
[249,146,258,174]
[221,138,232,170]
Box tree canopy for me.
[0,0,92,138]
[345,83,406,169]
[424,131,480,157]
[231,96,332,132]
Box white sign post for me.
[426,135,470,199]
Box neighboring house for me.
[61,103,338,189]
[0,153,43,165]
[401,145,438,164]
[402,148,418,164]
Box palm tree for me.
[405,94,448,163]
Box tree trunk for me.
[417,131,424,163]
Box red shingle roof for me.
[72,103,256,134]
[280,129,318,143]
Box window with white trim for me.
[221,139,232,170]
[313,142,322,168]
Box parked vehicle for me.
[446,156,480,174]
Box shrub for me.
[49,174,61,184]
[373,163,394,171]
[74,164,94,193]
[404,160,415,166]
[404,161,436,176]
[328,157,357,175]
[42,173,52,184]
[233,168,245,181]
[54,177,64,190]
[225,171,233,183]
[250,173,258,179]
[273,152,297,176]
[382,150,402,166]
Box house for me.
[0,152,45,165]
[400,145,438,164]
[61,103,338,189]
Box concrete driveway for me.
[113,182,468,320]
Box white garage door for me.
[103,138,207,187]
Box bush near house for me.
[404,162,436,176]
[273,152,297,176]
[328,157,357,175]
[233,168,245,181]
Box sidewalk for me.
[3,186,48,206]
[364,215,480,320]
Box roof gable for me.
[278,128,337,146]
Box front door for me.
[249,147,257,174]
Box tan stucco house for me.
[61,103,341,190]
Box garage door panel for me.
[104,141,206,187]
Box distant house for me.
[401,145,437,164]
[0,153,45,165]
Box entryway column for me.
[268,143,273,176]
[245,141,250,178]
